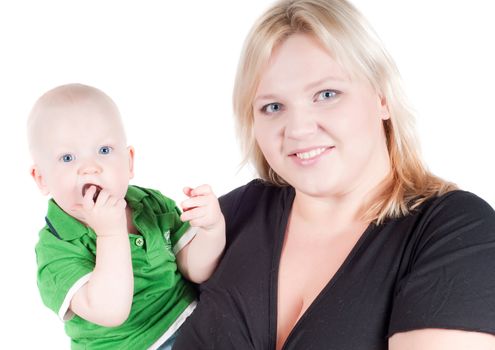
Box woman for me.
[174,0,495,349]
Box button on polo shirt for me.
[135,236,145,247]
[35,185,197,350]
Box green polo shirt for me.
[35,185,197,349]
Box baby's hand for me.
[180,184,224,233]
[71,185,128,237]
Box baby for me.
[28,83,225,349]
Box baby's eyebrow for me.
[52,146,74,155]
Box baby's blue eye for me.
[60,154,74,163]
[99,146,112,155]
[316,90,339,101]
[262,103,283,114]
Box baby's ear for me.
[127,146,135,179]
[30,165,50,195]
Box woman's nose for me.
[284,107,318,140]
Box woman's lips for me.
[82,184,102,202]
[288,146,335,165]
[292,146,332,160]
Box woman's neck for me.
[291,192,360,232]
[292,169,390,232]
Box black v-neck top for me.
[174,180,495,350]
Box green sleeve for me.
[35,229,95,320]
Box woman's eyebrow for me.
[303,76,347,93]
[253,94,279,104]
[254,76,347,104]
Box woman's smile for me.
[289,146,335,165]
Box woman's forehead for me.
[254,34,360,96]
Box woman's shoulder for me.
[419,190,495,223]
[388,190,495,336]
[376,190,495,257]
[219,179,294,221]
[220,178,292,204]
[394,190,495,254]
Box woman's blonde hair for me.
[233,0,457,223]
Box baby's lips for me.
[82,184,103,202]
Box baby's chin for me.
[53,200,86,224]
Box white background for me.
[1,0,494,348]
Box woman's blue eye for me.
[262,103,283,114]
[316,90,339,101]
[99,146,113,155]
[60,154,74,163]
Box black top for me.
[174,180,495,350]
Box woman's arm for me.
[389,329,495,350]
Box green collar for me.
[45,185,148,241]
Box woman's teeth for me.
[295,147,327,160]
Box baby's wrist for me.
[95,228,128,238]
[202,217,225,236]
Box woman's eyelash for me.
[314,89,341,101]
[259,89,341,113]
[261,102,283,114]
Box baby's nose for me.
[78,162,102,175]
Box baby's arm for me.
[68,186,133,327]
[176,184,226,284]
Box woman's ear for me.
[127,146,135,179]
[31,165,50,195]
[379,95,390,120]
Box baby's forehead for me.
[40,84,109,103]
[39,86,114,113]
[31,88,120,126]
[28,85,125,149]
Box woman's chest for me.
[199,185,422,349]
[276,223,368,348]
[209,220,406,350]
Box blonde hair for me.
[233,0,457,223]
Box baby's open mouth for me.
[82,184,102,202]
